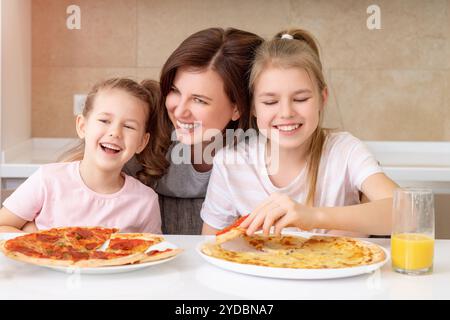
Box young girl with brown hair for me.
[201,29,398,237]
[0,78,162,233]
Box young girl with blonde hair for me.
[201,29,398,237]
[0,78,163,233]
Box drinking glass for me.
[391,188,435,275]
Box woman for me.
[130,27,263,234]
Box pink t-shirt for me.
[3,161,161,233]
[201,132,383,236]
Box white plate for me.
[0,233,181,274]
[197,233,390,280]
[48,241,181,274]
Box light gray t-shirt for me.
[155,143,211,198]
[124,144,211,198]
[155,152,211,198]
[123,143,212,235]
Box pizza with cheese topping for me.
[202,233,385,269]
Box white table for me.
[1,235,449,300]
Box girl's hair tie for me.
[280,34,294,40]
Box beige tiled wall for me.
[32,0,450,140]
[2,0,31,150]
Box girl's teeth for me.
[177,120,200,130]
[101,143,121,151]
[277,124,300,132]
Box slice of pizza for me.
[105,233,182,264]
[292,236,386,268]
[137,247,183,263]
[215,215,249,244]
[242,234,309,253]
[0,227,123,267]
[74,251,146,267]
[74,231,172,267]
[105,233,164,255]
[0,230,87,267]
[63,226,119,251]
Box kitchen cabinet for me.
[1,138,77,195]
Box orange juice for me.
[391,233,434,271]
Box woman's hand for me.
[240,193,320,236]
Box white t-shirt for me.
[200,131,383,235]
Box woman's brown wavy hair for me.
[148,27,264,170]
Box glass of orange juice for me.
[391,188,435,275]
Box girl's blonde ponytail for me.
[275,29,321,59]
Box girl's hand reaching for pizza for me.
[239,193,320,236]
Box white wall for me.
[1,0,31,152]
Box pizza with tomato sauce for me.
[215,215,248,244]
[103,233,180,264]
[0,227,181,268]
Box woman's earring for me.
[231,107,240,121]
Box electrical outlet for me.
[73,94,87,115]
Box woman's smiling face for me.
[253,66,326,152]
[165,67,240,145]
